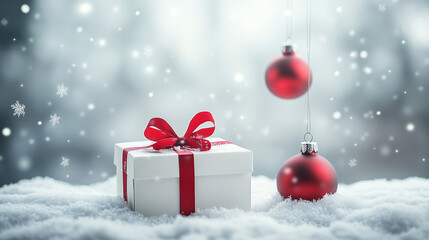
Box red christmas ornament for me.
[277,142,338,201]
[265,45,312,99]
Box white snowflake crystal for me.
[1,18,8,26]
[49,114,61,126]
[11,101,25,117]
[60,157,70,167]
[56,84,69,98]
[142,45,153,57]
[348,159,357,167]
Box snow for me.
[60,157,70,167]
[0,18,7,26]
[49,114,61,126]
[10,101,25,117]
[56,84,69,98]
[1,176,428,240]
[142,45,153,57]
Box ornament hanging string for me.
[304,0,313,142]
[285,0,294,43]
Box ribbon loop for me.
[184,111,215,138]
[144,118,179,141]
[144,111,215,151]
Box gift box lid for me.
[114,137,253,180]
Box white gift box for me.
[114,137,253,216]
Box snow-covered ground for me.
[1,176,428,240]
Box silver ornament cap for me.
[281,44,294,56]
[301,141,318,154]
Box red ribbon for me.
[144,111,215,151]
[121,111,226,216]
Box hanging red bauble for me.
[277,142,337,201]
[265,45,312,99]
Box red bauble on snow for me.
[265,45,312,99]
[277,142,337,201]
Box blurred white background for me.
[0,0,428,185]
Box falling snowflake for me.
[56,84,68,98]
[49,114,61,126]
[60,157,70,167]
[11,101,25,117]
[1,18,8,26]
[348,159,357,167]
[142,45,153,57]
[378,4,386,12]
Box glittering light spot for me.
[360,51,368,59]
[234,73,244,83]
[45,137,50,142]
[146,65,153,73]
[29,138,35,145]
[292,177,298,183]
[76,27,83,33]
[376,111,381,115]
[79,3,92,14]
[18,157,31,171]
[334,71,340,76]
[87,103,95,110]
[2,127,11,137]
[21,4,30,14]
[98,39,106,47]
[380,145,390,156]
[135,11,140,16]
[406,123,415,132]
[336,6,342,13]
[363,67,372,74]
[402,40,405,44]
[333,111,342,120]
[131,50,140,58]
[148,92,154,98]
[283,167,292,174]
[350,51,358,58]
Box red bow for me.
[144,111,215,151]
